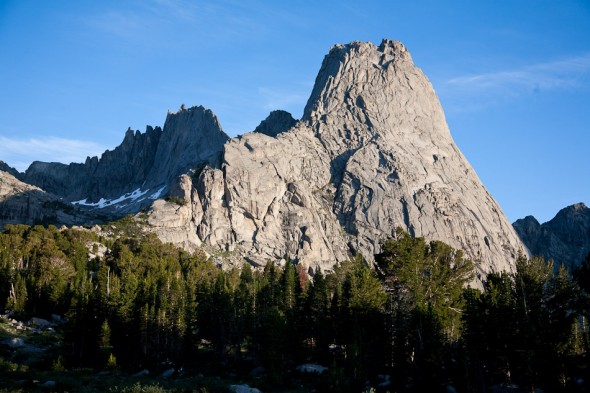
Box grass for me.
[165,196,187,206]
[0,362,319,393]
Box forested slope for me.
[1,220,589,392]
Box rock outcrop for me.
[144,106,229,187]
[20,106,229,215]
[180,39,525,278]
[0,161,19,178]
[0,170,92,230]
[23,126,163,202]
[514,203,590,270]
[1,39,527,281]
[253,110,297,137]
[0,170,47,228]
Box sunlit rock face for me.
[184,39,525,279]
[2,39,527,281]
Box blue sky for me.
[0,0,588,223]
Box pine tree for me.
[340,255,387,386]
[281,259,297,313]
[376,228,474,390]
[98,320,114,368]
[462,254,585,391]
[305,268,330,359]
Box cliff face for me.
[145,106,229,188]
[0,170,94,230]
[0,161,19,178]
[0,170,46,227]
[1,39,527,280]
[20,106,229,215]
[23,126,163,201]
[514,203,590,270]
[160,39,524,278]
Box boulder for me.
[297,363,328,374]
[229,384,262,393]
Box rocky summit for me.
[1,39,526,280]
[21,106,229,214]
[514,203,590,270]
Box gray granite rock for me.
[20,105,229,213]
[183,39,525,280]
[23,125,163,202]
[0,160,19,178]
[0,170,95,230]
[253,110,297,137]
[146,106,229,188]
[514,203,590,270]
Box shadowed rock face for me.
[145,106,229,188]
[0,170,95,230]
[0,170,47,227]
[1,39,526,280]
[20,106,229,214]
[23,126,163,201]
[253,110,297,137]
[514,203,590,270]
[0,161,19,178]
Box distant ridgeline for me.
[514,202,590,270]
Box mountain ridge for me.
[153,38,525,278]
[514,202,590,269]
[0,39,527,280]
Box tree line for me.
[1,222,590,392]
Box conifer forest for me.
[1,219,590,392]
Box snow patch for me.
[149,186,166,200]
[72,188,148,209]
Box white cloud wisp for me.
[446,53,590,93]
[0,136,106,173]
[436,53,590,113]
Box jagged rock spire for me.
[185,39,526,280]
